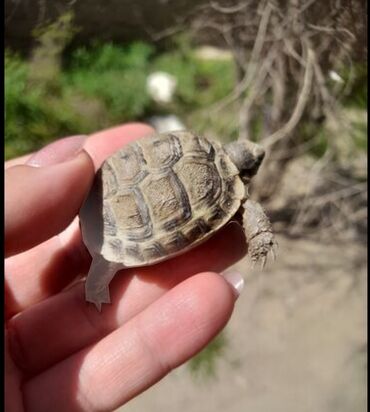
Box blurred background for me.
[5,0,367,411]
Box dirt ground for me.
[119,235,367,412]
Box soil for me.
[119,235,367,412]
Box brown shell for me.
[80,131,245,266]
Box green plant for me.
[188,332,228,379]
[152,50,235,110]
[5,34,238,160]
[29,11,76,90]
[64,42,154,120]
[341,64,368,110]
[5,51,48,158]
[5,50,103,159]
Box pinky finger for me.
[23,272,240,412]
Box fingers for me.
[5,123,154,258]
[4,123,153,171]
[5,219,90,320]
[23,273,238,412]
[4,153,34,169]
[5,123,155,314]
[84,123,154,169]
[7,224,246,376]
[5,151,95,257]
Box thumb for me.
[5,141,94,257]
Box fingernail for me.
[222,271,244,298]
[26,135,87,167]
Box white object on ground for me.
[147,115,186,133]
[146,71,177,104]
[329,70,344,83]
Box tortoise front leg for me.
[242,199,275,266]
[85,255,123,311]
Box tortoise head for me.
[223,140,265,182]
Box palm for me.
[5,124,245,412]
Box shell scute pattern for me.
[140,172,191,228]
[97,131,245,265]
[109,144,147,185]
[142,242,166,261]
[174,160,221,207]
[139,133,182,169]
[176,132,215,160]
[108,189,152,241]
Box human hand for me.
[5,123,246,412]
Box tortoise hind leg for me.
[242,199,275,266]
[85,255,123,311]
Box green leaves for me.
[5,39,237,159]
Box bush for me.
[5,50,104,159]
[5,37,237,159]
[5,52,66,158]
[64,42,154,119]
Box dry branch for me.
[191,0,367,238]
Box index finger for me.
[4,122,154,170]
[84,123,154,170]
[5,153,34,169]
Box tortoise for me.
[79,130,274,311]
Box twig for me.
[308,182,366,205]
[307,23,356,40]
[209,1,248,14]
[263,43,315,147]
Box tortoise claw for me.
[86,286,111,312]
[94,301,102,312]
[84,256,121,312]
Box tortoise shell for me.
[80,131,246,267]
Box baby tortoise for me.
[79,131,274,310]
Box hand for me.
[5,123,246,412]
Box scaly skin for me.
[242,199,275,266]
